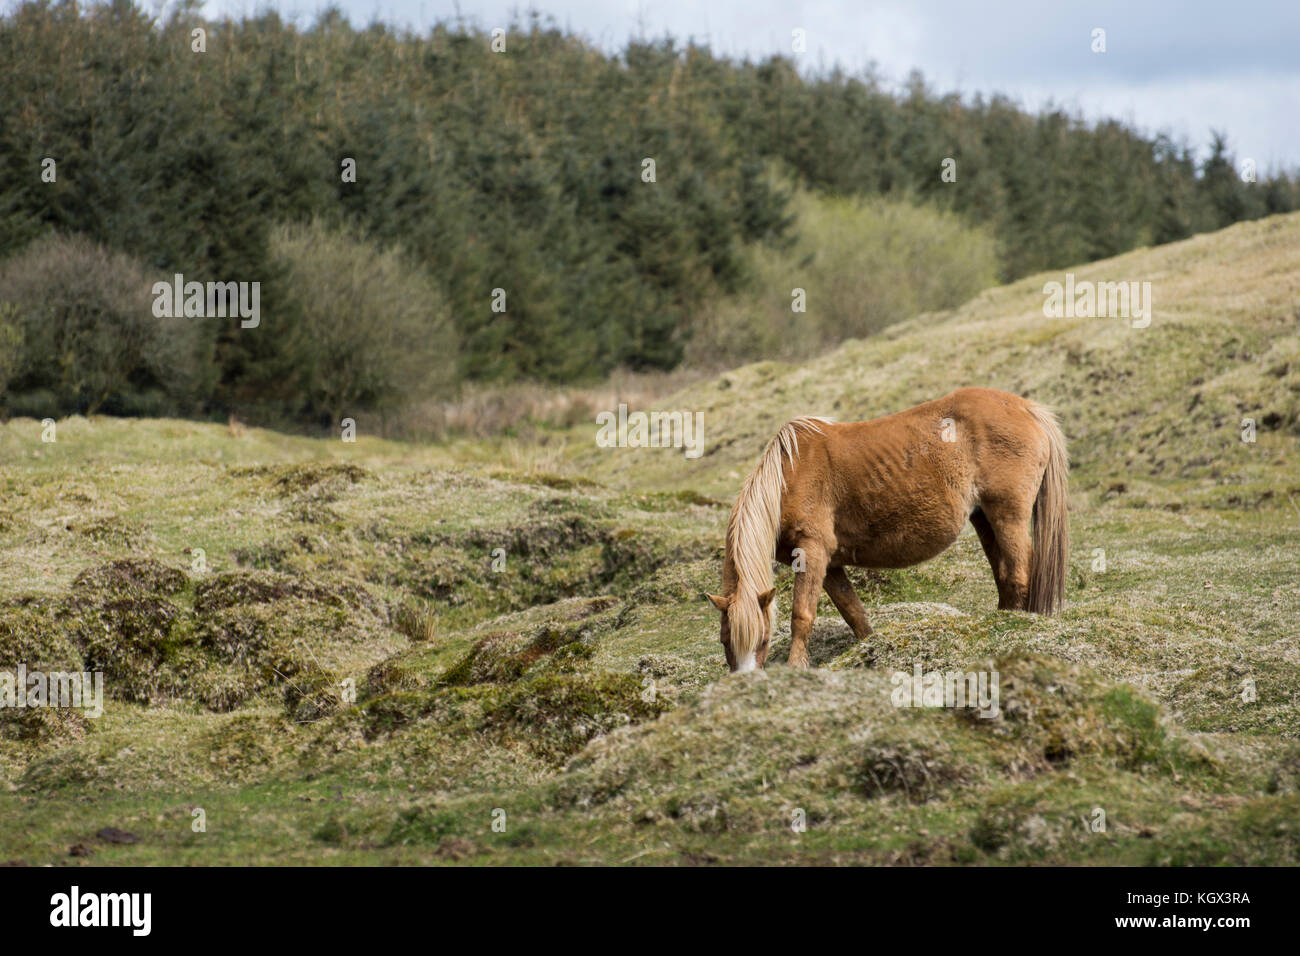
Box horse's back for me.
[780,388,1052,568]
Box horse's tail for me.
[1026,404,1069,614]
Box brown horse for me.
[706,387,1068,672]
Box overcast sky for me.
[192,0,1300,170]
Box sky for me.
[192,0,1300,170]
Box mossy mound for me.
[0,703,88,748]
[858,738,969,802]
[635,653,713,692]
[973,654,1192,773]
[71,558,188,596]
[197,712,298,780]
[182,572,394,719]
[14,708,300,793]
[624,558,719,604]
[439,623,591,687]
[230,462,370,494]
[196,595,387,703]
[195,570,378,617]
[488,470,599,491]
[283,665,348,724]
[1,564,394,719]
[482,669,665,764]
[556,668,917,823]
[0,596,86,672]
[64,593,184,702]
[827,612,1038,677]
[556,656,1203,837]
[335,619,663,767]
[388,510,692,622]
[68,516,152,550]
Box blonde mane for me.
[724,417,833,659]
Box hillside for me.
[0,214,1298,865]
[580,211,1300,496]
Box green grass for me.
[2,214,1299,865]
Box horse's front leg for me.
[788,542,828,668]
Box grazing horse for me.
[706,387,1068,672]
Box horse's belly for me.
[833,506,966,569]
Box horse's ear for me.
[757,589,776,611]
[704,592,729,611]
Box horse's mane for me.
[724,416,833,659]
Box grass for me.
[1,213,1298,865]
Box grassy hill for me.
[1,213,1298,865]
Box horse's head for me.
[705,588,776,672]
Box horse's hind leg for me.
[823,566,874,644]
[971,504,1031,610]
[970,508,1012,608]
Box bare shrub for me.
[269,220,459,425]
[0,234,208,415]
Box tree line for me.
[1,1,1293,427]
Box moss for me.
[284,665,348,724]
[353,684,491,740]
[197,712,296,779]
[72,558,188,596]
[438,631,536,687]
[195,570,377,616]
[1100,686,1168,770]
[288,500,344,525]
[634,653,712,693]
[65,594,184,703]
[383,803,462,847]
[489,470,598,491]
[962,655,1195,777]
[174,654,252,712]
[363,659,428,698]
[313,817,348,845]
[630,490,729,512]
[231,541,295,570]
[0,705,88,747]
[439,622,589,687]
[0,597,85,672]
[230,462,369,493]
[4,213,1300,861]
[483,669,667,764]
[69,516,152,550]
[858,740,965,802]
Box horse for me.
[705,387,1068,672]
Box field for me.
[1,213,1298,865]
